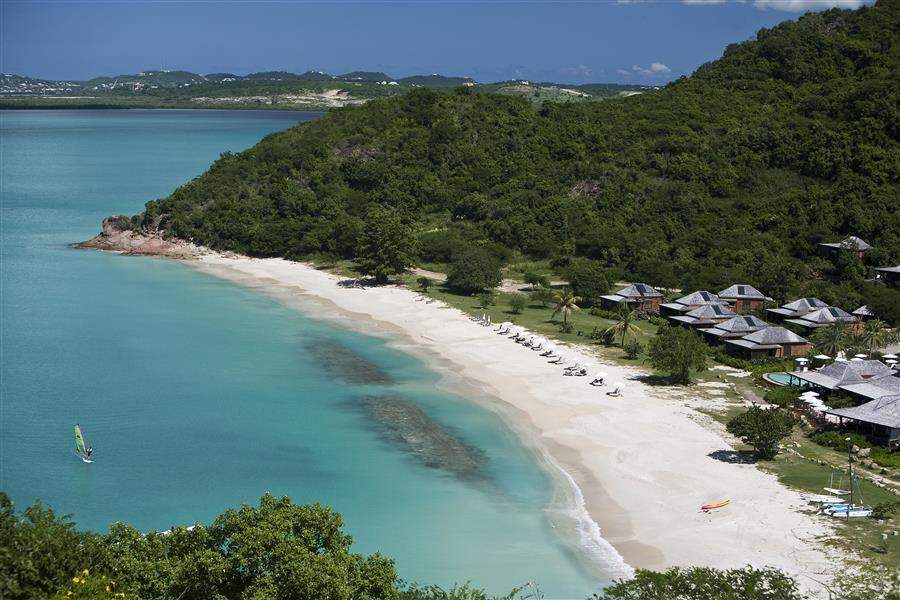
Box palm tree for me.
[551,287,581,325]
[811,323,849,356]
[856,319,896,354]
[606,306,641,347]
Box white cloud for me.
[632,62,672,76]
[616,68,631,76]
[752,0,870,10]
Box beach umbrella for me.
[886,359,897,366]
[850,357,863,362]
[882,353,898,359]
[814,354,831,360]
[854,353,867,359]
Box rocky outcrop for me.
[75,216,205,259]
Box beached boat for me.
[701,500,730,510]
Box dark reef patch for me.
[305,337,394,385]
[359,394,487,480]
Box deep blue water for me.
[0,110,602,597]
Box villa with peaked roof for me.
[787,360,897,400]
[818,235,872,259]
[825,395,900,445]
[766,297,829,322]
[784,306,860,334]
[659,290,722,316]
[724,326,811,359]
[600,283,664,313]
[717,284,773,314]
[702,315,769,343]
[668,303,736,329]
[852,305,874,320]
[875,266,900,287]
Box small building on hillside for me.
[875,266,900,287]
[659,290,722,316]
[784,306,860,334]
[825,395,900,446]
[668,303,736,329]
[852,305,875,321]
[600,283,664,314]
[703,315,769,343]
[717,284,773,314]
[818,235,872,260]
[724,326,811,359]
[766,297,830,322]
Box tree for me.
[508,293,527,314]
[606,307,641,347]
[726,406,796,460]
[646,326,707,384]
[594,566,803,600]
[811,322,850,356]
[856,319,897,354]
[551,288,581,326]
[565,258,609,305]
[417,276,433,292]
[357,206,417,284]
[866,284,900,326]
[529,285,554,308]
[445,247,501,294]
[476,291,496,309]
[623,338,644,359]
[523,271,549,288]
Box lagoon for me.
[0,110,602,597]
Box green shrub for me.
[559,322,574,334]
[809,431,870,452]
[823,393,856,409]
[476,291,496,309]
[727,406,797,459]
[523,271,550,288]
[446,247,502,294]
[870,447,900,469]
[870,501,900,520]
[648,315,668,328]
[589,307,620,320]
[763,387,801,408]
[507,293,527,314]
[623,338,644,359]
[591,326,615,345]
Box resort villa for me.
[875,266,900,287]
[668,303,736,329]
[600,283,664,314]
[717,284,773,314]
[724,326,811,359]
[783,306,861,335]
[818,235,872,260]
[702,315,769,343]
[786,361,900,444]
[659,290,722,316]
[766,297,830,322]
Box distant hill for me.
[121,0,898,313]
[83,70,207,89]
[337,71,394,82]
[398,74,474,87]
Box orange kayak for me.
[701,500,730,510]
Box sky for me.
[0,0,875,84]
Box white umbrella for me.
[814,354,831,360]
[800,391,819,398]
[886,359,897,366]
[854,353,867,359]
[882,353,898,359]
[850,357,863,362]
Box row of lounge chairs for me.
[488,321,624,396]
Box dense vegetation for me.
[124,0,900,315]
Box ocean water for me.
[0,110,604,597]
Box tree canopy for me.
[124,0,898,311]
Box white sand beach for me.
[192,254,841,595]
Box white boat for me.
[827,507,872,518]
[823,487,850,496]
[801,494,846,504]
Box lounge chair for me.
[590,372,607,386]
[607,382,625,397]
[564,362,581,372]
[548,355,565,364]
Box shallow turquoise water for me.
[0,110,603,597]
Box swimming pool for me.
[764,372,795,386]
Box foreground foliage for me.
[594,566,803,600]
[646,326,708,384]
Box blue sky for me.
[1,1,873,84]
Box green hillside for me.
[130,0,898,308]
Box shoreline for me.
[185,253,842,594]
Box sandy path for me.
[192,255,841,596]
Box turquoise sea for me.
[0,110,604,597]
